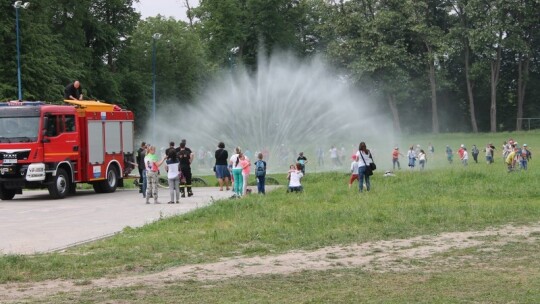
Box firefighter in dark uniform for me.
[177,141,194,197]
[64,80,83,100]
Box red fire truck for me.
[0,100,134,200]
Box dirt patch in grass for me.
[2,222,540,302]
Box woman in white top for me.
[355,142,373,192]
[166,151,180,204]
[229,147,244,197]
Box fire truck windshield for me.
[0,117,40,143]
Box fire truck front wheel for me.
[0,186,16,200]
[48,168,70,199]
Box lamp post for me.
[13,1,30,101]
[151,33,161,143]
[228,47,239,143]
[228,46,240,70]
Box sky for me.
[132,0,197,21]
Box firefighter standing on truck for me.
[177,141,194,197]
[64,80,83,100]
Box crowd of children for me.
[389,139,532,173]
[502,139,532,172]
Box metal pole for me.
[15,6,22,100]
[152,37,157,144]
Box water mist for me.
[151,53,394,173]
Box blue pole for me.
[152,37,157,144]
[15,6,22,101]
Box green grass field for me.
[1,131,539,303]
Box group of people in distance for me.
[388,139,532,173]
[214,143,269,198]
[134,137,531,201]
[135,140,194,205]
[215,142,310,196]
[501,139,532,172]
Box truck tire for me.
[48,168,70,199]
[92,182,104,193]
[100,166,118,193]
[0,186,16,200]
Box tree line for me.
[0,0,539,133]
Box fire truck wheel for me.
[100,166,119,193]
[92,183,104,193]
[48,168,70,199]
[0,186,16,200]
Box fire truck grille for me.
[0,150,30,161]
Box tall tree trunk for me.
[427,44,439,134]
[464,42,478,133]
[489,46,502,132]
[388,94,401,134]
[516,54,530,131]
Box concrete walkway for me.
[0,187,237,255]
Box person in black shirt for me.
[297,152,308,174]
[177,142,194,197]
[214,142,231,191]
[136,142,147,197]
[64,81,83,100]
[165,141,176,159]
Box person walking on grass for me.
[297,152,308,174]
[165,150,180,204]
[356,142,373,193]
[214,142,231,191]
[392,147,403,170]
[506,147,519,172]
[418,149,427,170]
[485,143,494,164]
[349,155,359,189]
[520,144,531,170]
[446,145,453,164]
[254,153,267,194]
[462,147,469,166]
[407,146,416,169]
[472,144,480,163]
[144,145,166,204]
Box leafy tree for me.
[195,0,309,67]
[118,16,211,124]
[467,0,509,132]
[407,0,453,134]
[504,0,540,130]
[328,0,423,133]
[448,0,480,132]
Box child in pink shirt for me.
[240,154,251,195]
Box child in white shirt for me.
[287,164,303,192]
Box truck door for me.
[43,114,81,176]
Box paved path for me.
[0,187,236,255]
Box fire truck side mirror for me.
[41,115,50,143]
[41,130,50,143]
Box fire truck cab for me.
[0,100,134,200]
